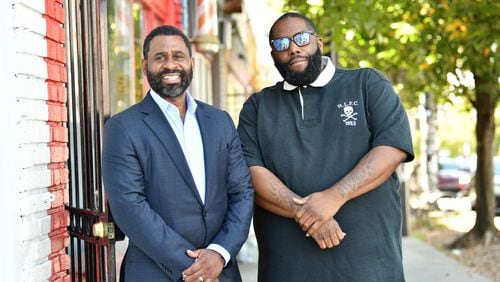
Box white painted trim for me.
[0,1,22,280]
[13,2,46,37]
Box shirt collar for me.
[150,89,198,115]
[283,56,336,91]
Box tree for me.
[285,0,499,246]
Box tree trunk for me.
[472,78,497,234]
[452,75,498,248]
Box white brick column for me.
[14,0,54,278]
[0,1,22,281]
[0,0,69,281]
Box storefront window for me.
[108,0,136,114]
[133,3,144,101]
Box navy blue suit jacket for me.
[102,93,254,281]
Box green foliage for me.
[284,0,499,110]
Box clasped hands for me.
[293,191,346,249]
[182,249,223,282]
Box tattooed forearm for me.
[250,166,301,217]
[332,146,406,199]
[269,178,299,212]
[335,156,375,197]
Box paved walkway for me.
[239,237,492,282]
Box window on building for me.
[107,0,136,114]
[191,55,213,104]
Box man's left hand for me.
[182,249,224,282]
[293,190,346,235]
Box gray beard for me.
[146,69,192,98]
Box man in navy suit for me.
[102,25,254,282]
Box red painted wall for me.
[141,0,183,33]
[44,1,70,281]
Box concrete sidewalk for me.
[402,237,490,282]
[239,237,492,282]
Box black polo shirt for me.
[237,61,414,281]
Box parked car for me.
[438,158,472,195]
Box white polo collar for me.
[283,56,336,91]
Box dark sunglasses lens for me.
[293,32,310,47]
[273,38,290,51]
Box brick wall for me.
[11,0,70,281]
[45,1,70,281]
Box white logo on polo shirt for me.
[337,101,359,126]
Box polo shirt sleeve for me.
[366,69,414,162]
[237,94,265,167]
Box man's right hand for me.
[308,218,345,249]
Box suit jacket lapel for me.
[140,93,202,204]
[196,103,217,205]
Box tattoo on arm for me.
[336,157,375,197]
[269,178,298,211]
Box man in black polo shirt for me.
[237,12,414,281]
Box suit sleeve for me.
[208,112,254,262]
[102,118,195,280]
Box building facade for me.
[0,0,257,281]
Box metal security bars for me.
[65,0,116,281]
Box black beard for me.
[146,68,193,99]
[275,47,323,87]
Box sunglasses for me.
[270,31,317,52]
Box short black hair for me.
[143,25,192,59]
[269,12,318,42]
